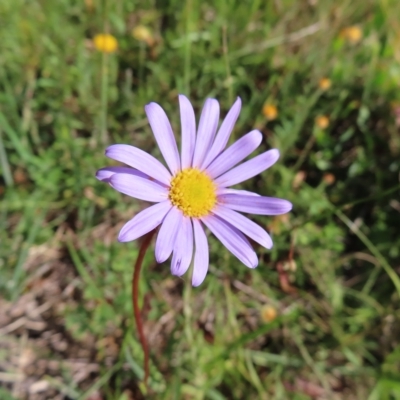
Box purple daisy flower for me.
[96,96,292,286]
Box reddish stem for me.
[132,229,156,389]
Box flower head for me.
[262,103,278,120]
[340,26,363,44]
[315,115,330,129]
[96,96,292,286]
[132,26,155,46]
[260,305,278,323]
[93,33,118,53]
[318,78,331,91]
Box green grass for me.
[1,0,400,398]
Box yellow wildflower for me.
[340,26,363,44]
[260,305,278,323]
[85,0,94,10]
[132,25,155,46]
[315,115,330,129]
[262,103,278,121]
[318,78,331,91]
[93,33,118,53]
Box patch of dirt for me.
[0,237,137,400]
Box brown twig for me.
[132,229,156,390]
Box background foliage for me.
[1,0,400,399]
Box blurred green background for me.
[1,0,400,399]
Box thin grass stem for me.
[0,128,13,186]
[100,51,109,145]
[222,25,233,106]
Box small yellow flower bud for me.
[340,26,363,44]
[93,33,118,53]
[318,78,331,91]
[260,305,278,323]
[132,26,155,46]
[84,0,94,11]
[262,103,278,121]
[315,115,329,129]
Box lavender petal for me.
[192,98,220,168]
[105,144,171,185]
[155,207,183,263]
[213,205,273,249]
[145,102,181,175]
[215,149,280,187]
[216,188,260,197]
[118,201,172,242]
[96,166,148,183]
[171,217,193,277]
[206,130,262,179]
[218,193,293,215]
[110,173,168,202]
[201,215,258,269]
[202,97,242,168]
[179,95,196,169]
[192,219,209,286]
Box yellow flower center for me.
[169,168,217,218]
